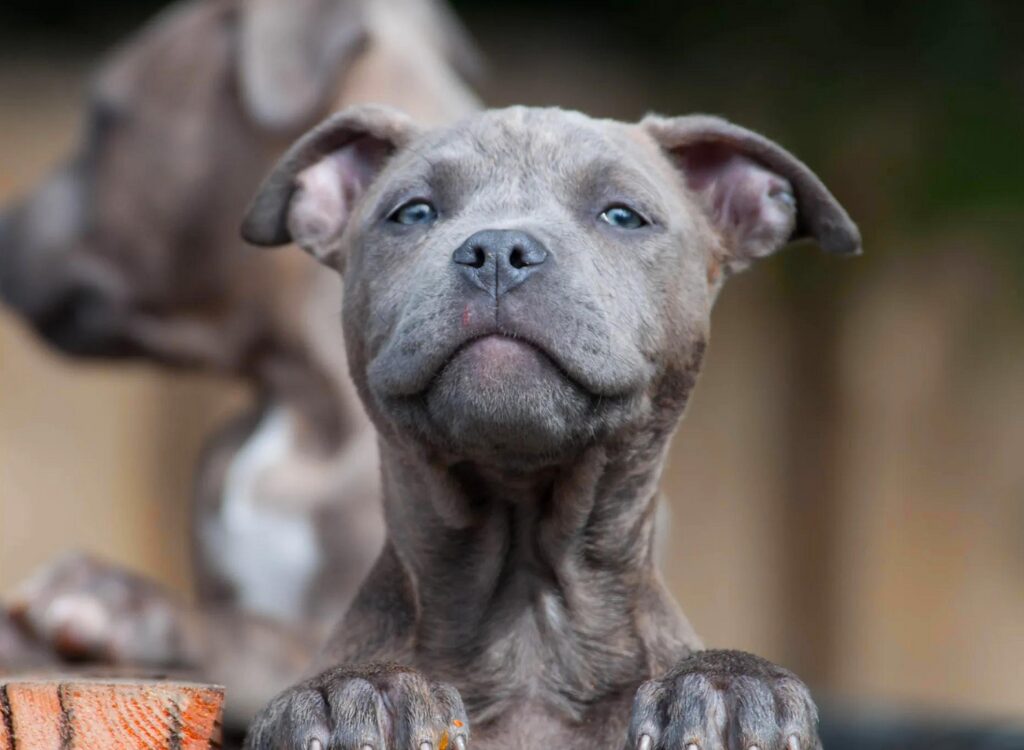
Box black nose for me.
[452,229,549,298]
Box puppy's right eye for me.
[389,200,438,226]
[599,205,647,229]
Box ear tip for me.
[818,216,863,256]
[240,201,293,247]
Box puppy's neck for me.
[376,423,700,710]
[382,438,665,573]
[377,357,702,589]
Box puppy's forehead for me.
[403,107,668,185]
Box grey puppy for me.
[240,103,859,750]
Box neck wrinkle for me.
[374,431,687,717]
[377,428,670,631]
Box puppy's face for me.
[244,106,859,467]
[349,110,717,464]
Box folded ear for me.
[237,0,369,132]
[241,105,419,265]
[642,114,861,271]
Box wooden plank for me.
[0,677,222,750]
[2,681,63,749]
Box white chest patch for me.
[202,408,321,621]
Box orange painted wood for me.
[0,677,223,750]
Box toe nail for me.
[638,735,652,750]
[421,742,432,750]
[454,735,467,750]
[787,737,800,750]
[685,743,699,750]
[308,740,323,750]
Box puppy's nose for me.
[452,229,548,298]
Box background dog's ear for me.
[238,0,369,132]
[643,114,861,271]
[241,105,419,264]
[414,0,488,84]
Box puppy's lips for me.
[370,314,650,401]
[429,332,584,392]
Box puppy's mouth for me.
[369,307,650,403]
[427,332,591,395]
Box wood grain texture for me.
[0,677,223,750]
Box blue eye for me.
[599,205,647,229]
[390,200,437,225]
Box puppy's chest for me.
[425,583,644,724]
[470,694,633,750]
[201,407,322,621]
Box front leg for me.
[246,664,469,750]
[627,650,820,750]
[246,544,443,748]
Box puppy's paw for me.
[8,552,191,666]
[246,664,469,750]
[627,650,820,750]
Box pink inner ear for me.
[681,144,798,261]
[289,156,351,256]
[288,137,391,262]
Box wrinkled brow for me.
[377,145,671,220]
[423,158,467,194]
[401,154,477,210]
[578,159,668,217]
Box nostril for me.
[453,243,487,269]
[509,246,526,269]
[508,242,547,269]
[469,245,486,269]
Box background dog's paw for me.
[246,664,469,750]
[628,650,820,750]
[0,609,58,669]
[7,551,191,666]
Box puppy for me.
[238,104,860,749]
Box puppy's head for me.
[244,106,859,468]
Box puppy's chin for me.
[423,336,594,466]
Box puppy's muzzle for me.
[452,229,549,298]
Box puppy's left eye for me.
[389,200,438,226]
[599,205,647,229]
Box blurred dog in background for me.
[0,0,480,728]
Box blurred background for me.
[1,0,1022,736]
